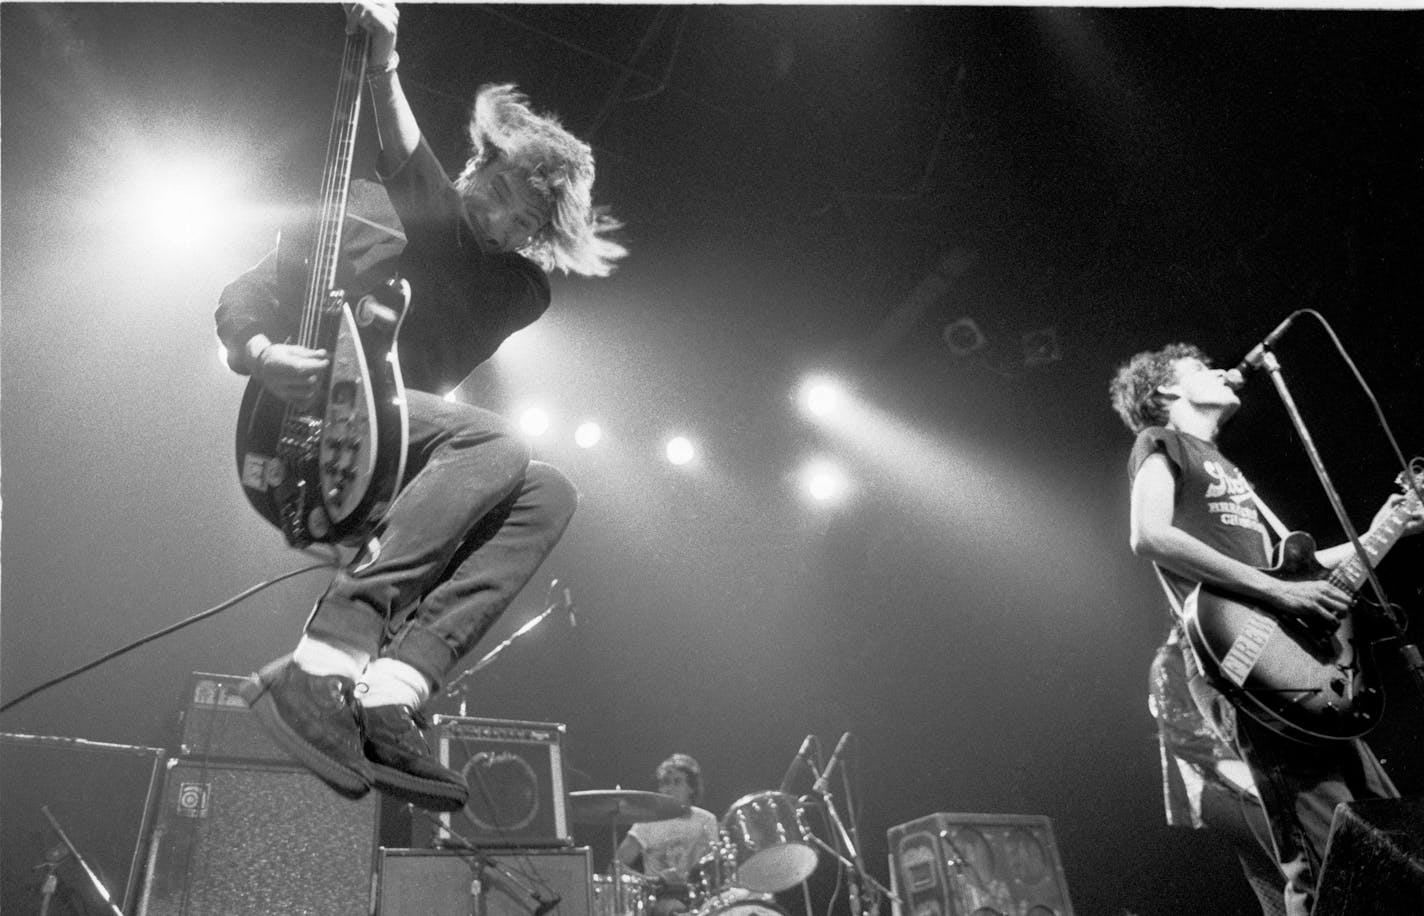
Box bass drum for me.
[721,791,817,893]
[696,889,786,916]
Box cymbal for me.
[569,789,689,824]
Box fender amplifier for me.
[416,716,571,848]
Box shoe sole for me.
[367,761,470,812]
[239,671,372,800]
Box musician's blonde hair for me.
[1109,342,1211,433]
[455,84,626,277]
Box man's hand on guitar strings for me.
[254,342,330,409]
[1267,578,1350,641]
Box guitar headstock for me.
[1396,457,1424,508]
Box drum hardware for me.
[571,789,689,916]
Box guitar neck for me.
[298,29,371,349]
[1328,496,1418,594]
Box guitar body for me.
[235,278,410,547]
[1184,531,1384,743]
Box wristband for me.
[367,52,399,80]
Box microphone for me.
[811,731,850,794]
[1226,312,1298,389]
[533,895,562,916]
[778,734,816,793]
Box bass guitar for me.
[1184,464,1421,743]
[234,28,409,548]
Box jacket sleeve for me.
[215,235,305,375]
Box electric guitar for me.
[234,28,409,548]
[1184,464,1421,743]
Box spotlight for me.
[665,436,695,466]
[799,377,843,419]
[574,421,602,448]
[1022,327,1061,367]
[942,317,986,357]
[519,407,551,437]
[800,458,850,504]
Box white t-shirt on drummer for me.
[626,806,719,879]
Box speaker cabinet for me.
[888,812,1074,916]
[419,716,571,848]
[176,671,287,763]
[1313,797,1424,916]
[1,733,164,916]
[139,758,380,916]
[376,847,592,916]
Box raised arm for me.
[346,1,420,167]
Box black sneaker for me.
[238,655,372,799]
[360,704,470,812]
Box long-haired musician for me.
[216,0,625,813]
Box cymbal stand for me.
[40,806,125,916]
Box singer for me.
[219,1,625,812]
[616,754,720,916]
[1108,342,1424,916]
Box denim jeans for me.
[1235,713,1397,916]
[305,391,577,690]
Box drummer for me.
[615,753,720,916]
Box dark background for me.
[3,5,1422,915]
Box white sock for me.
[356,658,431,709]
[291,636,369,680]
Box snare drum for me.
[593,871,651,916]
[720,791,818,893]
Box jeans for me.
[305,391,577,690]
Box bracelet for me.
[367,51,399,80]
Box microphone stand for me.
[434,826,559,916]
[804,766,899,916]
[40,806,126,916]
[446,586,570,708]
[1258,350,1424,699]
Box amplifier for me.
[139,757,380,916]
[177,671,287,763]
[416,716,571,848]
[376,847,592,916]
[888,812,1075,916]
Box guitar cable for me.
[0,552,339,716]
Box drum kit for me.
[570,787,820,916]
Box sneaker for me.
[360,704,469,812]
[238,655,372,799]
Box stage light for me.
[799,376,844,419]
[801,458,850,504]
[519,407,551,437]
[574,421,603,448]
[942,317,986,357]
[665,436,695,466]
[119,154,235,254]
